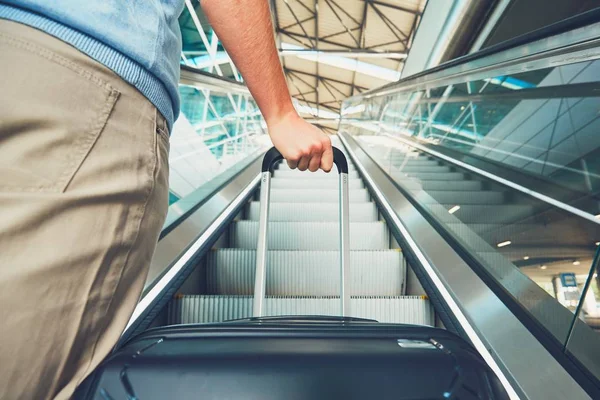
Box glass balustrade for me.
[340,21,600,381]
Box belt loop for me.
[155,108,168,136]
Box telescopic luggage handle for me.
[253,146,351,318]
[260,146,349,174]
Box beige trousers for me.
[0,20,170,399]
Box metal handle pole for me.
[339,171,351,316]
[252,171,271,317]
[253,146,349,317]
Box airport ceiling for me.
[272,0,426,117]
[180,0,426,129]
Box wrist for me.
[265,104,298,128]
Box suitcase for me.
[75,147,510,399]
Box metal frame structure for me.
[274,0,423,115]
[179,0,424,121]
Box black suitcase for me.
[75,147,510,399]
[76,317,509,399]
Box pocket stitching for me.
[0,32,116,92]
[0,33,121,192]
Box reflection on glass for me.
[165,83,268,230]
[340,44,600,380]
[343,60,600,214]
[179,1,240,81]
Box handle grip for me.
[261,146,349,174]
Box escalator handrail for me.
[353,7,600,99]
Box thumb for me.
[320,141,334,172]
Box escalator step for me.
[398,179,483,191]
[270,188,370,203]
[247,202,378,222]
[206,249,404,296]
[271,177,364,189]
[230,221,389,250]
[427,204,535,224]
[393,171,466,181]
[392,165,451,173]
[410,189,507,205]
[169,295,434,325]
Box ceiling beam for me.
[370,2,407,41]
[351,1,369,96]
[282,0,316,47]
[361,0,421,15]
[320,26,361,41]
[323,0,360,47]
[288,73,313,106]
[291,90,317,97]
[284,68,368,91]
[321,77,349,98]
[293,97,339,112]
[328,0,362,26]
[278,28,354,49]
[279,49,406,58]
[295,0,317,16]
[287,70,318,96]
[280,15,315,31]
[364,38,407,50]
[319,76,339,101]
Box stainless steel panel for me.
[124,157,263,337]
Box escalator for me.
[168,140,433,325]
[79,12,600,400]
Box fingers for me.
[320,136,333,172]
[287,159,298,169]
[308,153,321,172]
[297,154,310,171]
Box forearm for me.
[201,0,294,125]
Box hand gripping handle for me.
[253,145,352,317]
[261,146,349,174]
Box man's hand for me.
[202,0,333,173]
[268,111,334,172]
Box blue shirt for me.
[0,1,184,131]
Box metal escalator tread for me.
[395,171,466,181]
[172,148,434,326]
[247,202,378,222]
[427,203,535,224]
[170,295,433,325]
[393,165,451,173]
[230,221,389,250]
[270,188,370,203]
[399,179,483,191]
[410,189,506,205]
[271,178,364,189]
[206,249,404,296]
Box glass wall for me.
[340,22,600,380]
[162,0,271,231]
[179,0,241,81]
[165,77,269,231]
